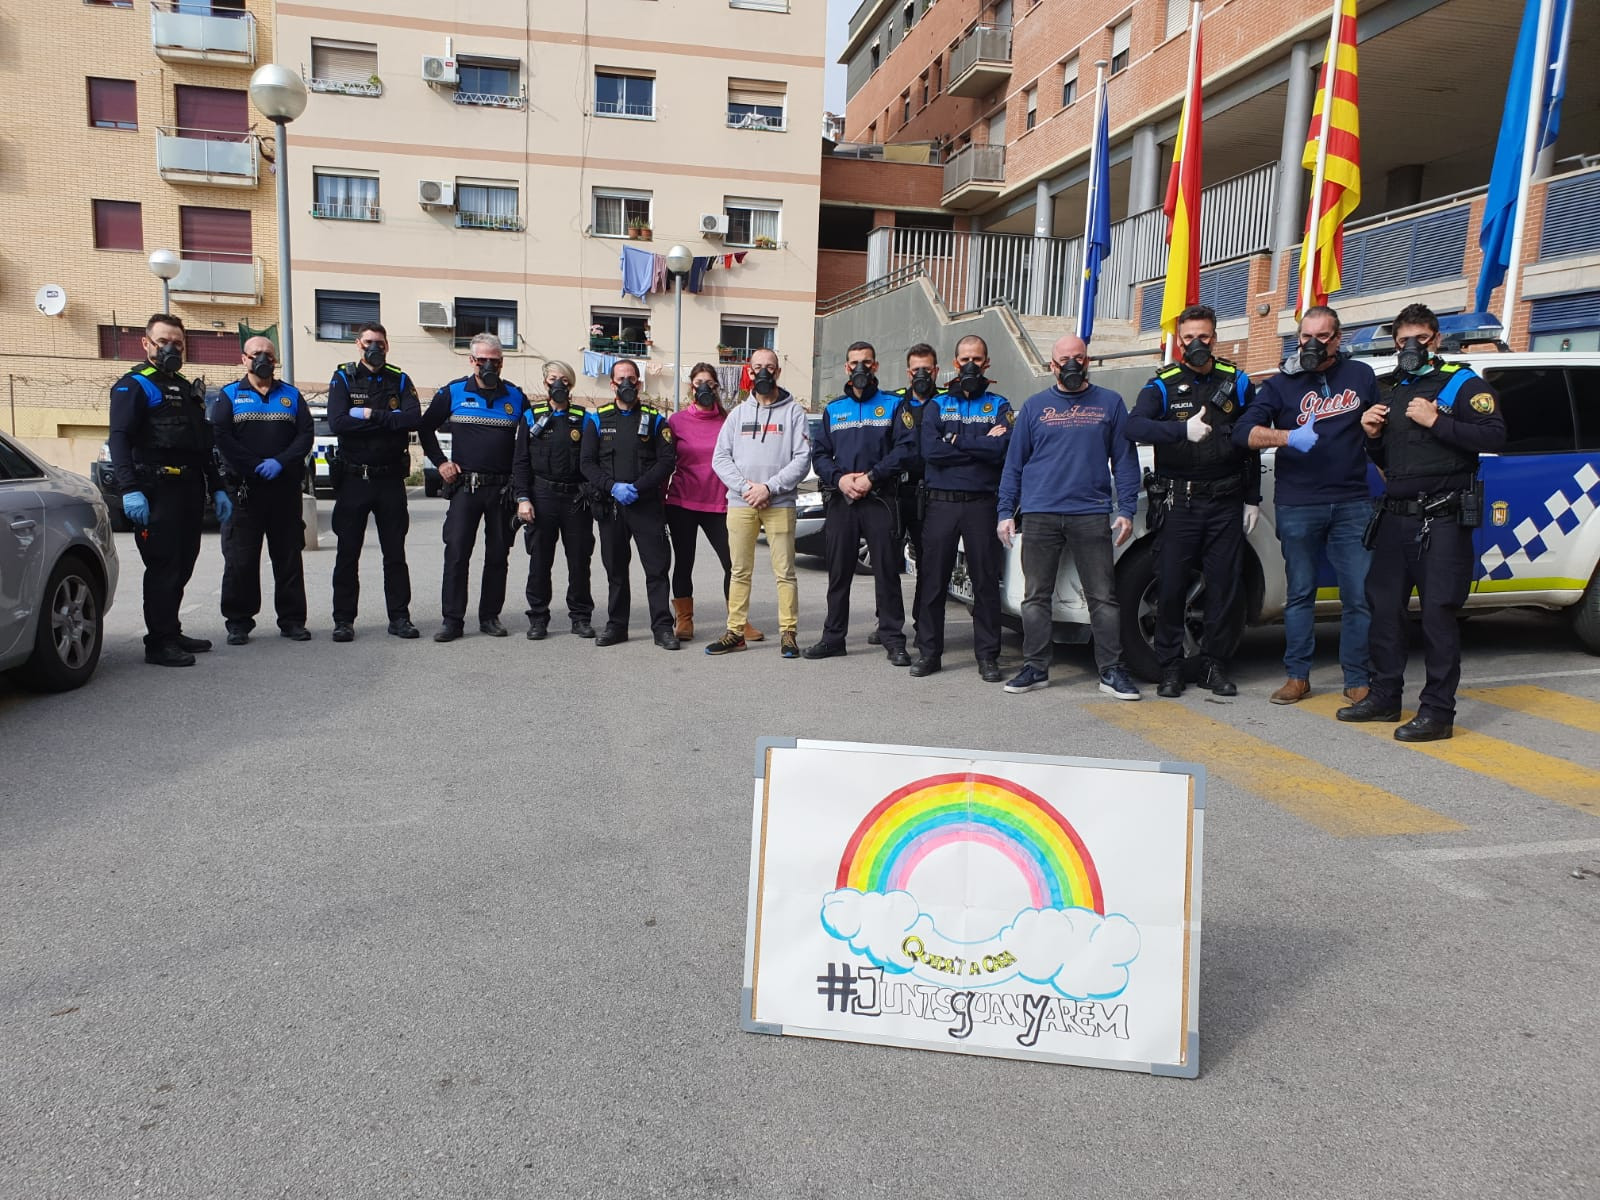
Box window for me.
[456,182,522,231]
[725,198,781,248]
[987,109,1006,144]
[1165,0,1191,39]
[0,437,43,482]
[102,326,237,365]
[595,70,655,119]
[1061,56,1078,107]
[1481,368,1577,454]
[920,73,930,108]
[1569,368,1600,450]
[903,1,916,28]
[455,298,517,350]
[901,90,912,124]
[719,318,776,363]
[87,78,137,130]
[727,79,786,130]
[85,0,133,7]
[456,58,522,108]
[312,171,380,221]
[866,121,878,143]
[180,205,251,260]
[729,0,791,9]
[590,309,651,356]
[309,38,379,95]
[592,188,651,238]
[315,290,380,342]
[870,42,881,71]
[1110,17,1131,74]
[931,56,942,97]
[175,84,248,140]
[92,199,142,250]
[1024,86,1037,131]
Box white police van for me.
[951,316,1600,680]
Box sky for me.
[825,0,852,112]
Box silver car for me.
[0,432,119,691]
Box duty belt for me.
[345,460,406,480]
[926,488,992,503]
[1159,475,1244,501]
[463,471,510,492]
[534,476,583,494]
[1382,492,1462,519]
[135,463,196,480]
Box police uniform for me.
[512,397,595,636]
[212,376,314,638]
[107,360,223,654]
[1126,357,1260,681]
[811,387,917,653]
[912,387,1014,670]
[1363,359,1506,729]
[579,401,678,641]
[327,359,422,630]
[420,376,527,634]
[891,384,933,566]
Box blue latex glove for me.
[255,458,283,480]
[610,482,638,506]
[121,490,149,525]
[1285,414,1319,453]
[213,491,234,524]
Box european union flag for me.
[1077,85,1112,343]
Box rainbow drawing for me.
[835,773,1104,914]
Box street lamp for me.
[665,244,693,410]
[148,248,181,312]
[249,64,308,386]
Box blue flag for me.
[1475,0,1569,313]
[1077,85,1113,342]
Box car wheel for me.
[1113,540,1243,684]
[1571,565,1600,655]
[13,554,104,692]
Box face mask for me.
[616,379,639,405]
[1297,340,1328,374]
[694,382,718,407]
[910,368,937,399]
[548,379,570,403]
[1396,338,1431,376]
[362,344,386,370]
[249,352,276,380]
[153,342,183,374]
[956,362,988,399]
[1056,361,1087,392]
[752,369,777,397]
[1182,339,1213,370]
[847,365,875,396]
[478,361,502,390]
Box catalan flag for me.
[1160,9,1203,337]
[1298,0,1361,314]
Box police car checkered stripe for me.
[1477,463,1600,581]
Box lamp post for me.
[665,244,693,410]
[148,249,181,312]
[249,64,308,386]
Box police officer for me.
[211,335,314,645]
[580,359,680,649]
[327,322,422,642]
[911,335,1012,681]
[804,341,917,666]
[420,333,526,642]
[1125,304,1260,698]
[107,313,233,667]
[866,342,940,648]
[1339,303,1506,741]
[513,359,595,640]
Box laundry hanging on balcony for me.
[619,247,750,297]
[620,244,655,299]
[583,350,622,378]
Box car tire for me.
[12,554,104,693]
[1571,565,1600,655]
[1114,539,1244,684]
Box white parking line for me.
[1461,667,1600,686]
[1381,838,1600,900]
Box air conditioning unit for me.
[422,55,458,86]
[418,179,455,207]
[700,213,729,237]
[418,300,454,328]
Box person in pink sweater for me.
[664,363,761,642]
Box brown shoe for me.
[672,597,694,641]
[1343,685,1370,704]
[1269,678,1311,705]
[743,622,765,642]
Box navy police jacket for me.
[813,388,917,489]
[919,389,1014,493]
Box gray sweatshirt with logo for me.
[711,388,813,509]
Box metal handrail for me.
[816,261,927,316]
[455,211,525,231]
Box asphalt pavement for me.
[3,494,1598,1199]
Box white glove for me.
[1185,411,1211,443]
[1243,504,1260,535]
[997,518,1016,548]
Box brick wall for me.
[818,249,869,304]
[822,156,947,209]
[842,0,984,145]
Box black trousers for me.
[331,475,410,624]
[221,481,306,632]
[821,491,905,649]
[597,499,673,636]
[1366,511,1473,721]
[914,495,1003,663]
[441,483,515,626]
[524,482,595,625]
[897,483,924,568]
[665,504,731,599]
[1154,494,1244,669]
[134,473,205,650]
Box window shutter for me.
[175,85,248,139]
[180,206,252,260]
[93,199,143,250]
[316,291,380,325]
[1112,19,1131,57]
[311,40,377,84]
[1529,290,1600,334]
[728,80,785,105]
[1165,0,1189,39]
[1540,173,1600,261]
[88,78,137,127]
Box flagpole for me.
[1300,0,1343,316]
[1500,0,1556,334]
[1077,61,1108,341]
[1166,0,1203,361]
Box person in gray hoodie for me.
[708,347,813,659]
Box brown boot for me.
[1269,678,1311,705]
[672,597,694,641]
[743,622,765,642]
[1343,685,1369,704]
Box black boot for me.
[1157,665,1184,699]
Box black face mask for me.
[1396,338,1431,376]
[548,379,570,404]
[1182,339,1213,370]
[615,380,639,405]
[153,343,183,375]
[956,362,988,399]
[910,368,937,399]
[362,344,387,370]
[847,365,875,396]
[1056,361,1088,392]
[694,382,718,407]
[1297,340,1328,374]
[478,362,502,390]
[249,352,276,380]
[752,369,777,397]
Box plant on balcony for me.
[717,344,743,364]
[626,220,652,240]
[753,235,777,249]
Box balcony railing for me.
[948,24,1012,98]
[150,2,256,66]
[589,337,651,357]
[455,211,525,232]
[169,254,263,305]
[454,91,527,110]
[155,127,258,186]
[942,144,1006,203]
[727,112,785,131]
[597,100,656,119]
[312,203,382,222]
[305,76,382,98]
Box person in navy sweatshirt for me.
[996,335,1142,700]
[1233,305,1381,706]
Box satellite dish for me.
[35,285,67,317]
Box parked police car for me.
[952,317,1600,680]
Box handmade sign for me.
[741,738,1203,1076]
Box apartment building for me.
[277,0,825,408]
[0,0,281,470]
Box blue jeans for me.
[1275,500,1372,687]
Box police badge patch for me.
[504,402,514,414]
[661,426,673,442]
[1470,393,1496,414]
[570,428,582,441]
[874,406,885,417]
[281,396,293,407]
[901,410,913,428]
[981,401,994,414]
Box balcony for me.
[149,2,256,67]
[169,254,263,305]
[311,203,382,222]
[727,112,786,132]
[941,144,1006,210]
[947,25,1012,99]
[453,90,527,111]
[455,210,525,232]
[156,127,258,187]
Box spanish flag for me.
[1298,0,1361,313]
[1160,12,1203,337]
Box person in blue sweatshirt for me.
[996,335,1141,700]
[911,335,1012,681]
[1233,305,1382,706]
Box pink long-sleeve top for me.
[663,403,729,511]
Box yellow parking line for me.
[1459,685,1600,737]
[1301,694,1600,818]
[1090,703,1462,837]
